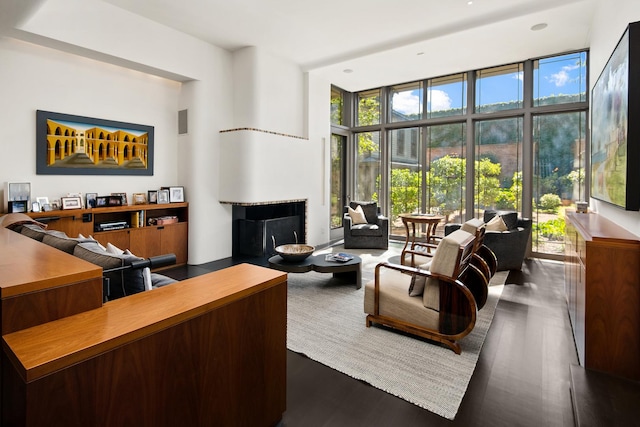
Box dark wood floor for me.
[164,255,579,426]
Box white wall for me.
[588,0,640,236]
[0,37,181,206]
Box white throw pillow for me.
[348,205,368,225]
[106,242,125,255]
[485,215,508,232]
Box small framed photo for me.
[32,202,40,212]
[111,192,128,206]
[132,193,147,205]
[61,196,82,210]
[169,186,185,203]
[148,190,158,204]
[41,203,52,212]
[86,193,97,208]
[36,196,49,207]
[157,189,169,204]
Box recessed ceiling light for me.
[343,69,353,74]
[417,52,424,56]
[467,1,473,5]
[531,23,548,31]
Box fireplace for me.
[232,200,306,257]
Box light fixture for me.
[467,1,473,5]
[531,23,548,31]
[343,68,353,74]
[417,52,425,56]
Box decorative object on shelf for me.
[132,193,147,205]
[5,182,31,213]
[36,196,49,207]
[61,197,82,210]
[111,193,127,205]
[86,193,97,208]
[169,186,184,203]
[31,202,40,213]
[157,189,169,204]
[147,190,158,204]
[35,110,154,176]
[590,22,640,211]
[576,201,588,213]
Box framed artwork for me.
[148,190,158,204]
[132,193,147,205]
[591,21,640,210]
[32,202,41,212]
[169,186,185,203]
[36,196,49,207]
[36,110,154,176]
[61,197,82,210]
[86,193,97,208]
[157,189,169,204]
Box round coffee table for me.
[268,254,362,289]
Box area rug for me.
[286,246,507,420]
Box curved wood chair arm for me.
[477,244,498,277]
[460,263,489,310]
[436,275,478,339]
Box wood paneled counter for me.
[0,228,103,334]
[2,263,287,426]
[565,212,640,380]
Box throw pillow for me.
[485,215,508,232]
[408,273,426,297]
[499,212,519,230]
[349,201,378,224]
[348,205,368,225]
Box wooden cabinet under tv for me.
[564,212,640,380]
[29,202,188,266]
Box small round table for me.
[268,254,362,289]
[399,214,445,265]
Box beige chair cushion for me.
[364,268,439,331]
[461,217,485,235]
[348,205,368,225]
[423,229,473,310]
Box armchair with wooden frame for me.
[364,229,488,354]
[401,218,496,310]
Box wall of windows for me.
[331,51,588,256]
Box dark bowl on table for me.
[274,244,315,262]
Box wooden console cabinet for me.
[565,212,640,380]
[29,203,188,266]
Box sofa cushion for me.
[42,233,82,254]
[151,273,178,288]
[20,223,48,241]
[349,223,382,236]
[74,242,146,299]
[348,205,368,225]
[349,201,378,224]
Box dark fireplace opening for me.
[232,201,306,257]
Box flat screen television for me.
[591,21,640,211]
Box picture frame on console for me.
[61,197,82,210]
[148,190,158,204]
[169,186,184,203]
[157,189,169,204]
[590,21,640,210]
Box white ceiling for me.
[102,0,598,91]
[4,0,599,92]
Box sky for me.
[391,52,587,115]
